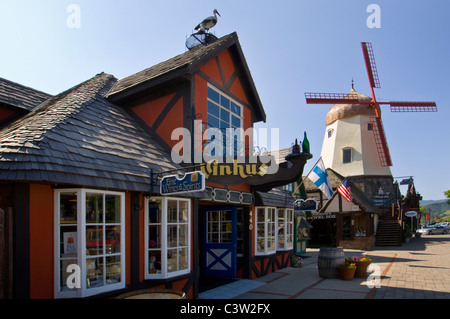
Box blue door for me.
[203,207,237,278]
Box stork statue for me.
[195,9,221,32]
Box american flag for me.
[338,177,352,202]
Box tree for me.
[419,205,428,224]
[445,190,450,205]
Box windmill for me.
[305,42,437,167]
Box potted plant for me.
[347,255,372,278]
[403,227,412,243]
[336,262,356,280]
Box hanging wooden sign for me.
[160,171,205,195]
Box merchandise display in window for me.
[256,207,277,255]
[145,197,191,279]
[55,189,125,298]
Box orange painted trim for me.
[29,184,54,299]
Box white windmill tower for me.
[305,42,437,180]
[319,83,392,177]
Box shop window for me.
[277,208,293,250]
[355,213,367,237]
[342,215,352,240]
[145,197,190,279]
[255,207,276,255]
[236,207,245,257]
[206,84,243,156]
[54,189,125,298]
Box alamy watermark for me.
[367,4,381,29]
[66,4,81,29]
[171,120,280,175]
[66,264,81,289]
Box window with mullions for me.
[277,208,293,250]
[145,197,191,279]
[255,207,276,256]
[54,189,125,298]
[206,85,243,156]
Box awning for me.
[255,188,295,208]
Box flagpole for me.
[291,156,323,197]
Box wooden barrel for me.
[317,247,345,279]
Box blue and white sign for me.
[405,211,418,218]
[160,171,205,195]
[294,199,318,212]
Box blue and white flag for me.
[307,158,333,199]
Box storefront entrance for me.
[202,207,237,278]
[308,215,337,247]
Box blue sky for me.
[1,0,449,200]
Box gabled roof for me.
[0,77,52,111]
[303,168,380,214]
[108,32,266,122]
[0,73,182,192]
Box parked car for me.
[438,222,450,230]
[417,225,448,235]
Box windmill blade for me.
[369,117,393,167]
[305,92,364,104]
[386,101,438,112]
[361,42,381,89]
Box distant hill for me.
[420,199,450,221]
[420,199,447,206]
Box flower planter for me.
[337,266,356,280]
[354,259,371,278]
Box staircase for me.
[376,219,401,246]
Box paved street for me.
[370,234,450,299]
[200,234,450,299]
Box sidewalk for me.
[199,234,450,299]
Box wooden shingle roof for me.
[0,73,182,192]
[0,77,52,111]
[108,32,266,123]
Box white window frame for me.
[206,84,244,157]
[255,207,277,256]
[277,208,294,251]
[144,197,191,279]
[54,189,125,298]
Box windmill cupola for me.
[325,88,378,126]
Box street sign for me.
[405,211,418,217]
[160,171,205,195]
[294,199,318,213]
